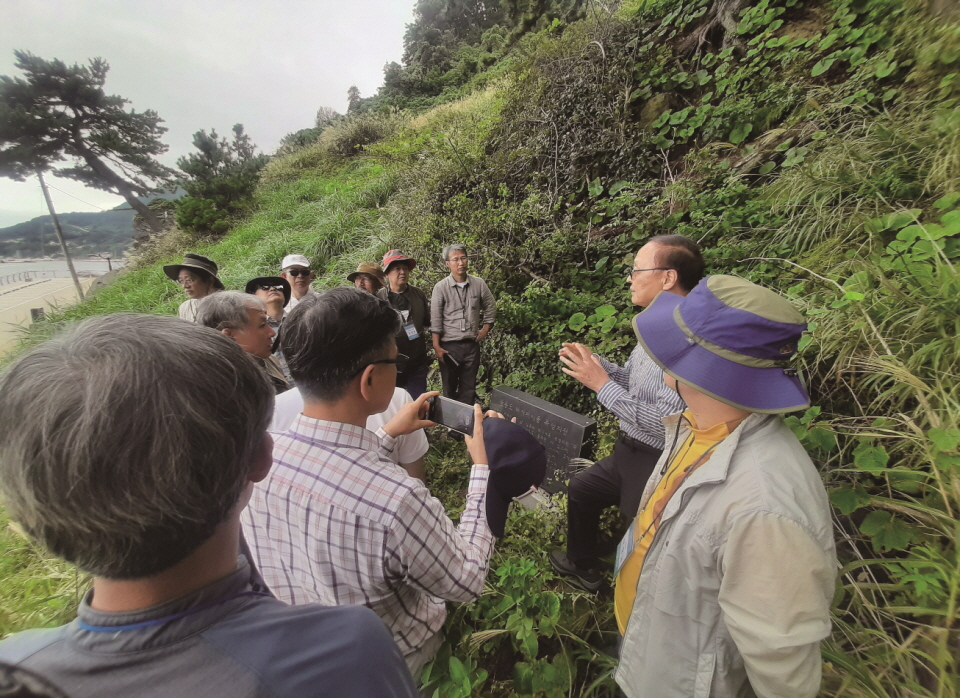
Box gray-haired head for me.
[196,290,266,331]
[282,287,400,402]
[442,244,467,261]
[0,314,274,579]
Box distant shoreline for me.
[0,259,124,287]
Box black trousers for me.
[438,339,481,405]
[566,433,663,569]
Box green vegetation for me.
[3,0,960,695]
[0,51,174,233]
[175,124,270,236]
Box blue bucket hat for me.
[634,275,810,414]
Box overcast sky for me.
[0,0,414,228]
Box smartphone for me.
[427,396,475,435]
[443,353,460,367]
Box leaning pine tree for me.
[0,50,174,233]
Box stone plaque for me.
[489,386,596,493]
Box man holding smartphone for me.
[242,288,497,679]
[431,244,497,407]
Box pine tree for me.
[175,124,268,236]
[0,51,174,233]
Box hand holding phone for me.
[382,391,439,438]
[426,395,475,435]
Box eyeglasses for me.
[177,276,199,286]
[627,267,671,279]
[447,256,468,263]
[257,284,285,292]
[285,269,311,277]
[358,353,409,375]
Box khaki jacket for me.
[616,413,837,698]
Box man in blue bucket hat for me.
[614,276,837,698]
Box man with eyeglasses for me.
[549,235,705,592]
[242,288,497,679]
[430,244,497,409]
[280,254,316,311]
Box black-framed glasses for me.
[627,267,671,279]
[358,353,409,375]
[257,284,285,292]
[286,268,311,277]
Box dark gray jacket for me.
[0,557,416,698]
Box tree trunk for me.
[71,137,166,233]
[36,170,85,301]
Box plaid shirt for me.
[242,416,495,656]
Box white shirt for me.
[284,288,316,312]
[270,387,429,465]
[177,299,200,323]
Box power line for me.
[42,182,109,211]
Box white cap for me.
[281,254,310,270]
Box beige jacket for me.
[616,413,837,698]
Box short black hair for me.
[282,288,401,402]
[649,234,705,292]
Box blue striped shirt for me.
[595,344,685,450]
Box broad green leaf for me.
[928,427,960,452]
[595,256,609,270]
[759,161,776,175]
[608,181,630,195]
[652,111,671,128]
[568,312,586,331]
[934,452,960,471]
[811,57,835,77]
[595,304,617,316]
[933,192,960,210]
[730,123,753,144]
[853,442,889,471]
[859,510,915,552]
[448,656,468,684]
[807,427,837,452]
[875,59,897,78]
[941,209,960,233]
[896,224,924,241]
[829,486,870,515]
[588,178,603,197]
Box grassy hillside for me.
[4,0,960,695]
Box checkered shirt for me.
[242,416,495,657]
[596,343,685,450]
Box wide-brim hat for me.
[483,419,547,538]
[634,275,810,414]
[347,262,386,284]
[245,276,291,306]
[163,254,224,290]
[382,249,416,273]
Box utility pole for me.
[36,169,84,301]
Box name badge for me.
[614,525,636,577]
[403,323,419,340]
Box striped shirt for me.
[241,416,495,657]
[595,343,685,450]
